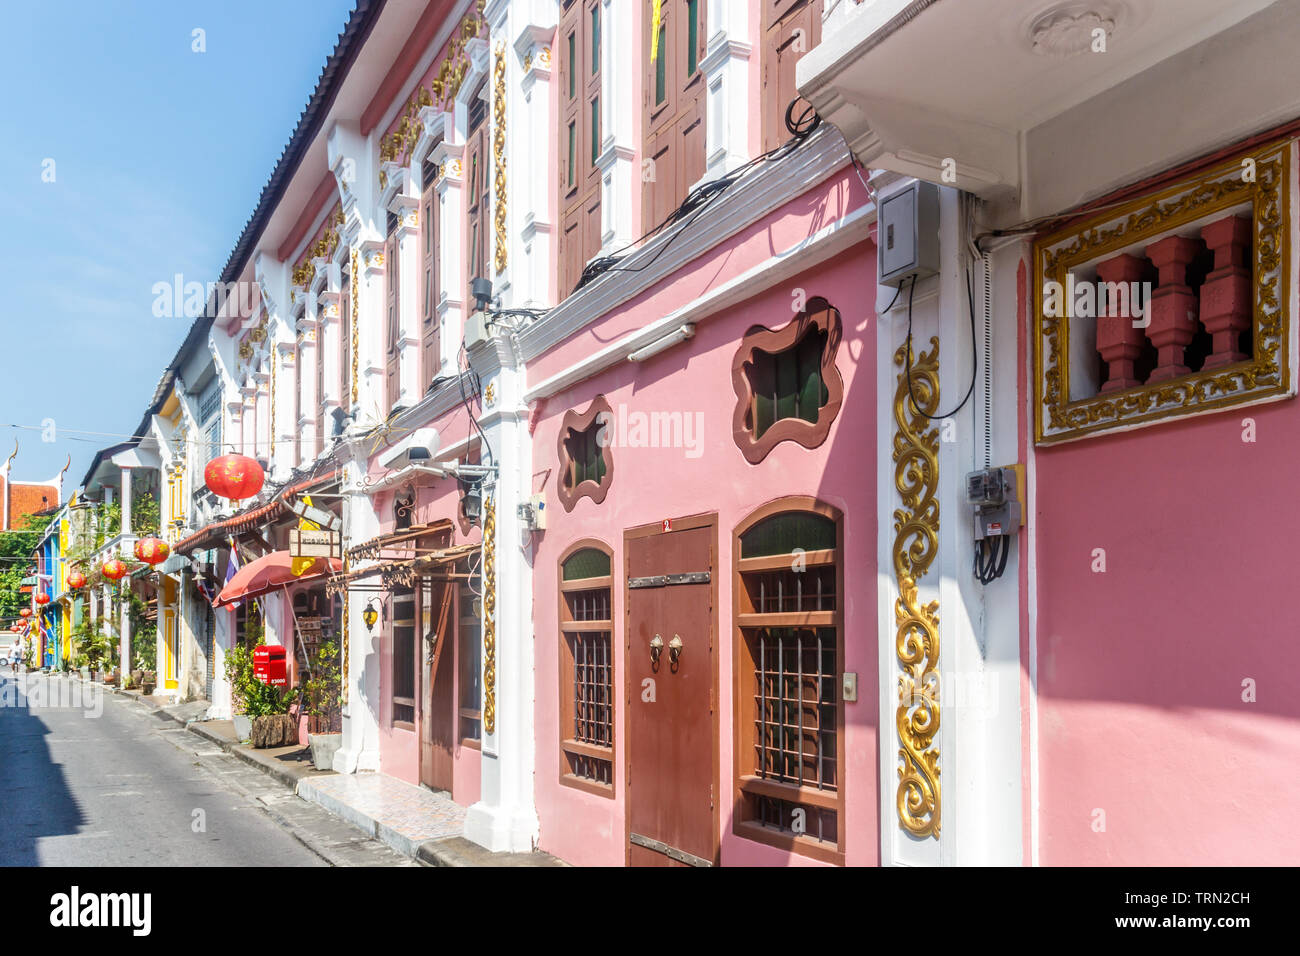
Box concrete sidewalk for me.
[72,675,564,867]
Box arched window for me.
[733,497,844,863]
[559,541,615,795]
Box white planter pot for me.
[233,715,253,741]
[308,733,343,771]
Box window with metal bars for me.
[559,545,614,794]
[458,579,482,745]
[734,501,844,863]
[392,586,416,728]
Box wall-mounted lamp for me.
[362,598,381,631]
[628,323,695,363]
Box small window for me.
[733,499,844,864]
[458,579,482,744]
[559,543,614,795]
[654,22,667,105]
[392,584,416,728]
[1035,138,1292,443]
[732,296,844,464]
[686,0,699,76]
[591,96,600,165]
[568,30,577,98]
[591,5,600,74]
[557,395,614,512]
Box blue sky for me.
[0,0,356,491]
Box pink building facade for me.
[150,0,1300,866]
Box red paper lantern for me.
[19,608,31,618]
[102,559,127,582]
[67,571,87,589]
[134,537,170,566]
[35,593,49,606]
[204,454,265,502]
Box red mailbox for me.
[253,645,287,687]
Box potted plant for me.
[141,670,156,696]
[246,674,297,749]
[303,641,343,770]
[223,641,256,740]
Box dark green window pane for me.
[741,513,837,558]
[591,96,600,164]
[564,547,612,581]
[568,31,577,98]
[568,122,576,186]
[687,0,699,76]
[655,23,667,105]
[592,5,600,75]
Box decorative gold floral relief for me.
[492,43,507,274]
[893,337,941,839]
[482,493,496,736]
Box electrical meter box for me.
[878,180,940,288]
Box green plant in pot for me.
[223,626,296,747]
[302,641,343,770]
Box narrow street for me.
[0,673,403,867]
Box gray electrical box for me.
[878,180,940,288]
[463,310,490,350]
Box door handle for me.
[649,634,664,665]
[668,634,683,666]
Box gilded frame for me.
[1034,138,1295,444]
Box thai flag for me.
[222,541,241,609]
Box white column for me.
[254,367,271,461]
[335,461,381,773]
[298,313,319,459]
[431,138,466,375]
[274,337,297,475]
[119,467,133,538]
[318,288,343,436]
[514,25,556,306]
[356,242,388,427]
[597,0,636,252]
[393,196,422,406]
[462,327,538,853]
[701,0,752,182]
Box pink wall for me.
[370,407,482,806]
[1030,284,1300,864]
[530,235,878,867]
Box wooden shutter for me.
[558,0,604,300]
[385,224,401,412]
[761,0,823,153]
[465,91,490,309]
[293,341,302,466]
[340,274,351,412]
[642,0,707,234]
[420,170,439,389]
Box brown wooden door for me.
[625,515,717,867]
[419,576,455,792]
[420,172,439,389]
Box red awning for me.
[215,551,342,608]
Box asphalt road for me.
[0,671,326,867]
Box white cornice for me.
[523,200,875,403]
[516,125,851,361]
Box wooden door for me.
[419,576,455,792]
[625,515,718,867]
[419,172,439,389]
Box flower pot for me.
[79,666,90,680]
[251,714,298,749]
[131,669,144,687]
[233,715,253,741]
[141,681,156,696]
[308,732,343,771]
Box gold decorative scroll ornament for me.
[492,43,507,274]
[482,493,496,735]
[893,337,941,838]
[342,556,350,701]
[350,250,359,406]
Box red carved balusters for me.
[1095,254,1148,392]
[1199,215,1252,369]
[1144,234,1203,382]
